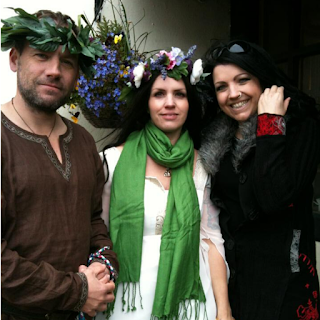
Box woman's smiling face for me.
[213,63,262,123]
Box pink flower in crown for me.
[158,50,176,70]
[167,59,176,70]
[158,50,168,56]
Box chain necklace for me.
[11,98,56,138]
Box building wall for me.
[0,0,230,151]
[0,0,95,103]
[0,0,111,148]
[100,0,230,59]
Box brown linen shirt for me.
[1,113,118,315]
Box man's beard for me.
[17,74,71,114]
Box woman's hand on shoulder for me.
[258,85,290,116]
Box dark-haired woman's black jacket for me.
[200,113,320,320]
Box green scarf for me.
[109,122,206,319]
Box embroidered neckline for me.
[1,112,73,181]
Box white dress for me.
[96,147,229,320]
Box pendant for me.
[164,168,171,177]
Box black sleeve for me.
[253,117,320,213]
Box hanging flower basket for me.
[78,102,123,128]
[66,0,150,128]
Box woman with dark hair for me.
[107,64,203,150]
[199,39,320,320]
[97,47,234,320]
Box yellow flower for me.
[125,66,130,74]
[114,34,123,44]
[118,65,130,78]
[71,115,79,123]
[70,104,77,109]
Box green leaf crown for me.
[1,7,104,77]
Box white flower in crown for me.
[171,47,182,57]
[133,62,145,88]
[170,47,183,65]
[190,59,203,85]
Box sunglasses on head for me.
[212,41,250,59]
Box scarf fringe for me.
[104,290,208,320]
[150,300,208,320]
[104,282,143,319]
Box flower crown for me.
[1,8,104,77]
[119,45,204,101]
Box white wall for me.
[0,0,94,102]
[1,0,230,151]
[1,0,231,103]
[0,0,116,151]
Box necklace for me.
[164,168,171,177]
[11,98,56,138]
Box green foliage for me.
[1,7,105,77]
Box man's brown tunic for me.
[1,113,118,316]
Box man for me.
[1,8,118,320]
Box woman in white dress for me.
[97,47,234,320]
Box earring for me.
[238,92,242,98]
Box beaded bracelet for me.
[87,246,117,282]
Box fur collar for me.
[199,112,257,176]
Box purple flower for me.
[143,70,151,81]
[185,59,193,72]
